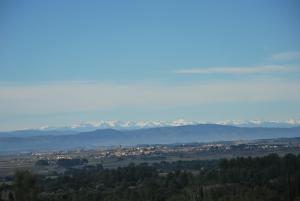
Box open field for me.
[1,137,300,178]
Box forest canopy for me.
[1,153,300,201]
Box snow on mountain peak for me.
[37,119,300,132]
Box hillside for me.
[0,124,300,153]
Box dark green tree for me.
[14,170,38,201]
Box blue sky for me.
[0,0,300,130]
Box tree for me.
[14,170,38,201]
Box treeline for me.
[1,153,300,201]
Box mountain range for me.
[5,119,300,134]
[0,124,300,154]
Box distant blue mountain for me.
[0,124,300,153]
[0,129,76,138]
[2,119,299,136]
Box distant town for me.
[1,137,300,180]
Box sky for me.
[0,0,300,131]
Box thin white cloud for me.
[270,51,300,61]
[0,79,300,115]
[174,65,299,74]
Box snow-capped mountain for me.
[215,119,300,128]
[38,119,197,132]
[1,119,300,139]
[37,119,300,132]
[2,124,300,153]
